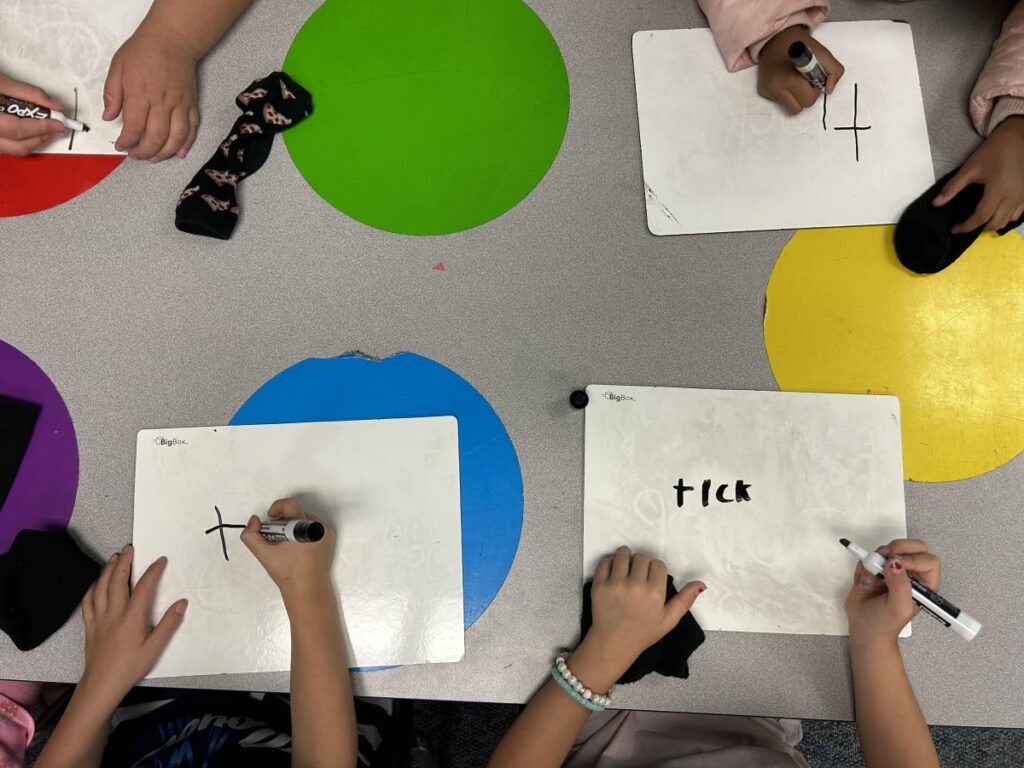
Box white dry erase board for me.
[633,21,935,235]
[133,417,464,677]
[583,386,909,636]
[0,0,150,155]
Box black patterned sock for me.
[175,72,312,240]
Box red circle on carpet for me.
[0,154,123,217]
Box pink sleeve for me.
[696,0,830,72]
[970,2,1024,135]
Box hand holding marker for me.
[839,538,981,641]
[787,41,828,90]
[0,93,89,133]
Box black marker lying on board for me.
[787,41,828,90]
[261,520,325,543]
[839,538,981,641]
[0,93,89,132]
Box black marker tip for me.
[839,537,850,548]
[82,124,90,132]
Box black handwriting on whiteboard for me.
[204,505,246,561]
[823,83,872,162]
[673,479,752,508]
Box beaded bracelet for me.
[551,655,614,712]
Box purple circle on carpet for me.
[0,340,79,553]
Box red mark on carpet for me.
[433,263,445,271]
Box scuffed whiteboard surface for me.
[583,386,908,636]
[633,21,935,234]
[133,417,464,677]
[0,0,149,154]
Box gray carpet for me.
[410,701,1024,768]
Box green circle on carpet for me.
[282,0,570,235]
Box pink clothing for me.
[697,1,1024,135]
[0,681,38,768]
[565,711,810,768]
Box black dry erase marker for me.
[0,93,89,132]
[261,520,325,543]
[787,41,828,90]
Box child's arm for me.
[934,4,1024,233]
[35,546,188,768]
[844,539,941,768]
[0,72,65,155]
[103,0,253,162]
[486,548,705,768]
[696,1,840,114]
[241,499,357,768]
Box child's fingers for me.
[933,167,979,207]
[144,598,188,654]
[0,113,63,142]
[129,556,168,614]
[0,77,63,112]
[267,498,306,521]
[152,107,191,162]
[0,133,57,157]
[240,515,275,561]
[791,79,819,109]
[594,555,612,582]
[953,194,998,234]
[177,107,199,159]
[81,583,96,624]
[849,561,882,596]
[886,539,930,556]
[663,580,705,632]
[610,546,631,579]
[108,543,134,613]
[93,552,119,613]
[775,88,803,116]
[647,558,668,585]
[815,45,845,93]
[895,551,941,591]
[103,57,125,121]
[629,552,651,579]
[130,106,171,159]
[115,100,149,152]
[882,557,913,612]
[989,199,1016,232]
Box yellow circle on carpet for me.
[764,225,1024,482]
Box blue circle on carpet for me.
[230,352,523,628]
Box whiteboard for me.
[583,386,908,636]
[633,21,935,235]
[0,0,149,155]
[133,417,464,677]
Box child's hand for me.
[241,498,337,605]
[757,26,844,115]
[933,116,1024,233]
[584,547,705,674]
[79,545,187,706]
[0,72,65,155]
[103,28,199,161]
[844,539,941,647]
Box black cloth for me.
[0,395,40,511]
[175,72,312,240]
[581,576,705,685]
[0,528,100,650]
[895,166,1024,274]
[102,690,392,767]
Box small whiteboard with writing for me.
[133,417,464,678]
[634,21,934,235]
[0,0,149,154]
[583,386,908,636]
